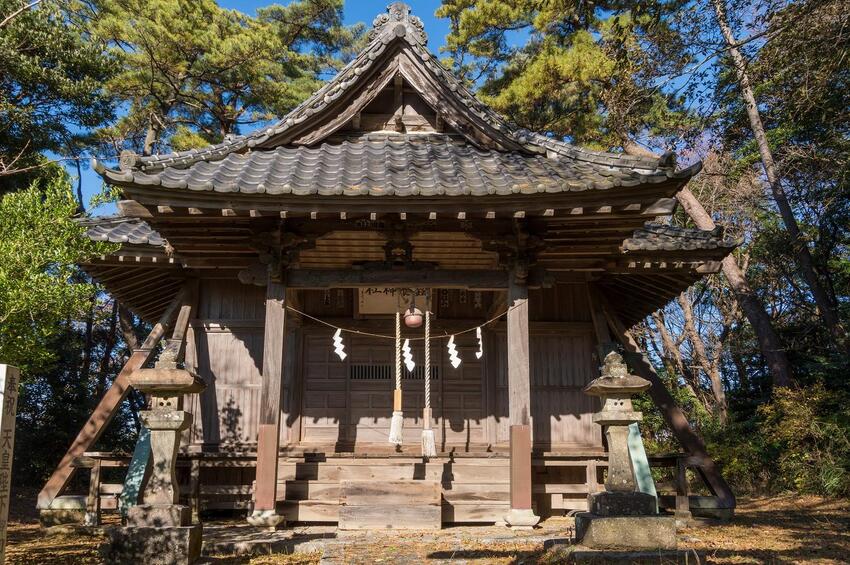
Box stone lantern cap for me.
[583,352,651,397]
[129,368,205,394]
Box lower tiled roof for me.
[622,224,738,252]
[80,216,165,247]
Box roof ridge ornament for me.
[369,2,427,45]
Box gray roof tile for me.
[622,224,739,252]
[79,217,165,247]
[101,134,678,196]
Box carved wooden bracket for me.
[482,220,546,285]
[238,225,316,285]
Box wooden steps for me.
[339,480,441,530]
[276,455,512,524]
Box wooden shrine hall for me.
[39,3,737,529]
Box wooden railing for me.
[72,451,256,525]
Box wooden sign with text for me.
[357,287,427,315]
[0,365,20,563]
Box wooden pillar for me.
[249,274,287,528]
[675,456,692,522]
[84,460,101,526]
[504,274,539,528]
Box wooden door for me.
[300,329,464,449]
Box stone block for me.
[557,547,704,564]
[127,504,191,528]
[688,495,734,521]
[103,524,202,565]
[588,492,657,516]
[575,514,677,550]
[503,508,540,530]
[39,508,85,526]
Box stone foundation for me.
[588,491,657,516]
[39,508,85,526]
[559,547,704,564]
[574,514,677,550]
[103,524,202,565]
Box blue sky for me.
[78,1,453,216]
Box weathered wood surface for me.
[507,277,530,427]
[509,424,533,511]
[187,280,266,446]
[254,277,287,513]
[340,480,440,506]
[37,285,189,509]
[339,505,442,530]
[287,269,508,289]
[339,479,441,530]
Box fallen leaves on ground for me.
[4,495,849,564]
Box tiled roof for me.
[622,224,738,252]
[80,216,165,247]
[97,134,686,196]
[94,3,699,186]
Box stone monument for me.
[574,351,677,551]
[104,349,205,565]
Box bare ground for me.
[5,493,849,564]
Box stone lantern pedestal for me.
[104,368,205,565]
[574,352,677,551]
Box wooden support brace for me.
[37,283,192,510]
[595,288,736,510]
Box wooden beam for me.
[37,282,191,509]
[253,276,287,515]
[586,285,618,358]
[285,269,509,289]
[596,289,736,510]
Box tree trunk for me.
[74,158,85,213]
[79,293,96,385]
[142,113,164,157]
[95,301,119,398]
[678,293,728,423]
[118,304,140,351]
[651,311,709,408]
[711,0,848,354]
[677,187,793,387]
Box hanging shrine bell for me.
[403,291,423,328]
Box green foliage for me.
[93,0,363,155]
[437,0,693,148]
[704,385,850,497]
[0,0,114,187]
[0,170,113,373]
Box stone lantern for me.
[105,352,205,564]
[574,351,677,550]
